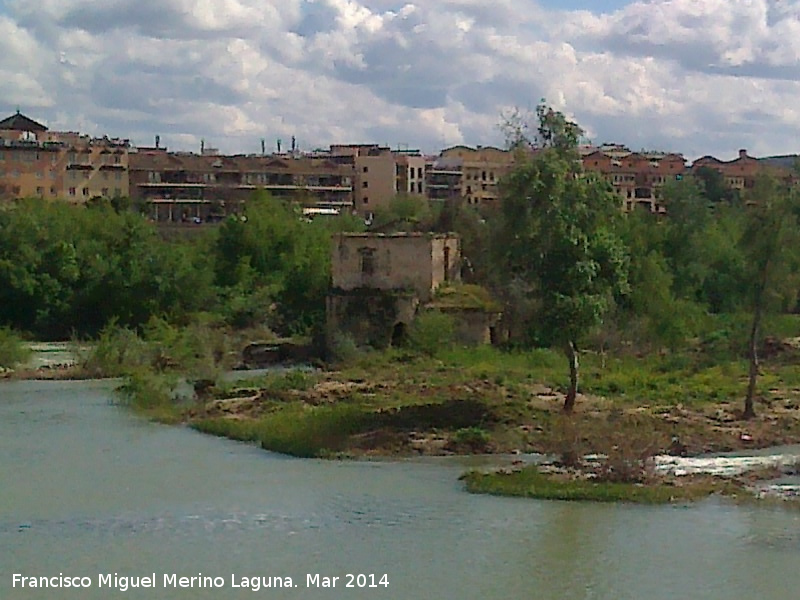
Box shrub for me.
[79,323,151,377]
[409,310,455,357]
[450,427,491,452]
[328,331,361,364]
[0,327,30,369]
[114,369,179,412]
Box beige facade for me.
[434,145,515,206]
[354,153,397,213]
[0,112,129,202]
[331,233,460,302]
[327,232,461,349]
[329,144,426,215]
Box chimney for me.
[739,149,747,159]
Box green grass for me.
[193,403,372,458]
[462,466,731,504]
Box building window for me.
[50,187,56,196]
[68,187,76,196]
[362,166,369,173]
[417,167,423,178]
[101,187,109,197]
[82,187,89,196]
[362,197,369,204]
[359,247,376,276]
[362,181,368,188]
[36,186,44,196]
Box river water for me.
[2,379,800,599]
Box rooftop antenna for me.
[200,138,205,154]
[155,134,160,149]
[291,135,296,153]
[261,138,266,155]
[277,138,282,153]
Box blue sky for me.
[2,0,800,160]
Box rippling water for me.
[2,379,800,599]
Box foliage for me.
[450,427,491,452]
[0,199,214,338]
[370,193,433,232]
[409,310,456,356]
[738,176,800,417]
[430,284,501,311]
[0,327,30,369]
[495,102,629,411]
[113,368,183,423]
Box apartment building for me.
[431,146,515,207]
[328,144,427,215]
[129,149,353,222]
[580,144,686,212]
[0,111,130,202]
[690,149,798,193]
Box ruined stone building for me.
[327,232,499,349]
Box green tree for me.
[739,176,800,418]
[497,104,629,412]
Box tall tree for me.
[739,176,800,419]
[497,104,629,412]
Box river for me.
[2,379,799,599]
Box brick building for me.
[580,144,686,212]
[129,148,353,222]
[0,111,130,202]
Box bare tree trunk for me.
[744,297,762,420]
[564,340,579,413]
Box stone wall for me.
[331,233,460,303]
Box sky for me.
[2,0,800,160]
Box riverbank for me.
[185,347,800,458]
[170,346,800,503]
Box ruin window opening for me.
[359,247,376,276]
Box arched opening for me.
[391,322,407,347]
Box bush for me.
[409,310,455,357]
[114,369,179,413]
[0,327,30,369]
[79,323,151,377]
[328,331,361,364]
[450,427,491,452]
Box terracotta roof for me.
[0,111,48,132]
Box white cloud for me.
[3,0,800,158]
